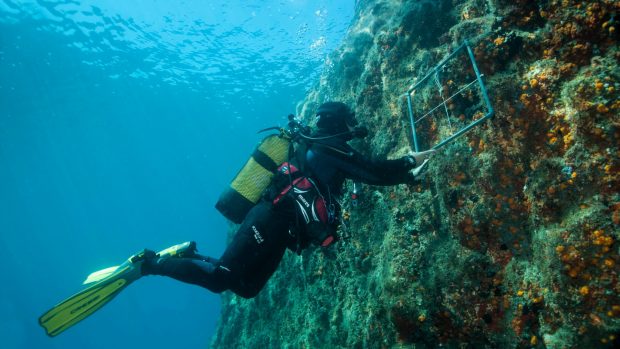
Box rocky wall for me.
[211,1,619,348]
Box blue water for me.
[0,1,353,348]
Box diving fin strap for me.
[83,266,121,285]
[156,241,196,259]
[83,241,196,285]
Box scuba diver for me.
[39,101,434,337]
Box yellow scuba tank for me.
[216,134,291,223]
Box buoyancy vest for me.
[271,161,337,247]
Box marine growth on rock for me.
[212,1,619,348]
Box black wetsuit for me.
[145,133,417,298]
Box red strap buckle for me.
[321,236,334,247]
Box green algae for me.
[211,1,619,348]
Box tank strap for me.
[252,148,280,172]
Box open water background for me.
[0,1,353,348]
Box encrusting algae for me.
[211,1,619,348]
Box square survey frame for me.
[403,40,494,152]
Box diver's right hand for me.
[410,158,430,178]
[409,149,436,165]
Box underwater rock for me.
[212,0,619,348]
